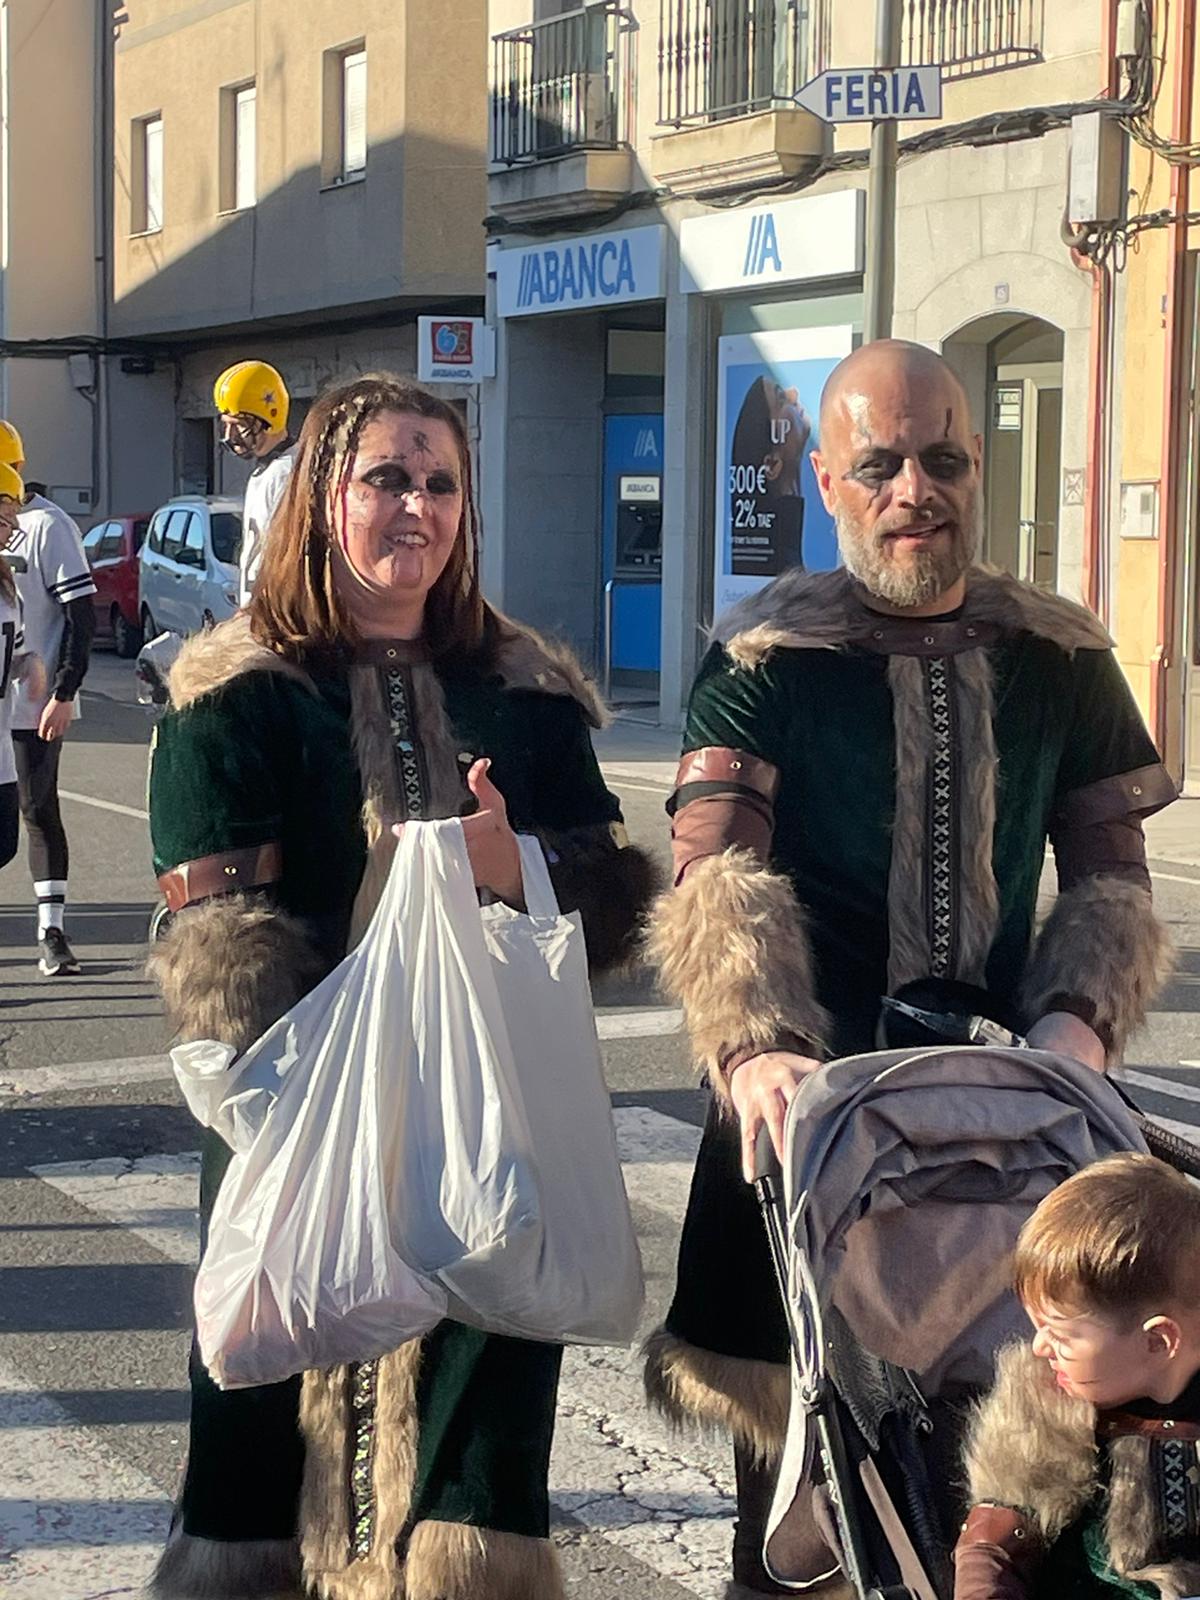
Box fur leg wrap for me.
[402,1520,563,1600]
[1020,874,1174,1062]
[643,1325,790,1465]
[644,848,831,1094]
[145,1532,304,1599]
[542,827,662,974]
[148,896,326,1053]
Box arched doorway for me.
[942,314,1065,590]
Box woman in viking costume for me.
[146,375,657,1600]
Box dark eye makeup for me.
[362,464,460,496]
[845,447,970,485]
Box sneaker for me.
[38,928,81,977]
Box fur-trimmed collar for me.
[965,1342,1200,1599]
[167,608,609,727]
[712,566,1112,670]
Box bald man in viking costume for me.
[644,341,1177,1599]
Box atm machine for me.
[601,413,663,685]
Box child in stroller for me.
[955,1153,1200,1600]
[753,998,1200,1600]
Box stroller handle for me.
[753,1122,782,1185]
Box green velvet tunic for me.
[149,650,627,1562]
[681,630,1160,1057]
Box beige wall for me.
[3,0,100,495]
[111,0,487,337]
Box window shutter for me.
[235,86,256,210]
[145,117,164,231]
[342,50,367,176]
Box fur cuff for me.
[146,1532,303,1598]
[644,848,830,1093]
[1021,875,1174,1062]
[403,1520,563,1600]
[542,829,662,974]
[643,1325,790,1465]
[147,896,326,1054]
[962,1343,1096,1542]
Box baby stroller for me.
[753,1022,1200,1600]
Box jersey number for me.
[0,622,16,698]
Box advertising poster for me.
[713,325,854,619]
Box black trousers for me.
[0,780,19,871]
[13,731,67,882]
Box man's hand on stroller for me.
[728,1051,823,1182]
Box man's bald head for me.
[818,340,972,438]
[811,339,983,613]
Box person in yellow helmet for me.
[0,422,97,976]
[0,461,43,879]
[213,360,297,605]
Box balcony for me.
[652,0,829,192]
[902,0,1044,81]
[489,3,636,224]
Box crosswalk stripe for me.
[0,1359,171,1598]
[1118,1066,1200,1106]
[18,1105,726,1599]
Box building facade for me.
[0,0,487,532]
[479,0,1136,733]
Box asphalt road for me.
[0,649,1197,1599]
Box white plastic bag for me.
[175,818,643,1389]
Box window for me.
[342,49,367,178]
[209,511,242,566]
[132,518,150,552]
[179,513,206,568]
[147,512,167,555]
[82,523,107,559]
[323,43,367,184]
[162,508,191,562]
[98,524,125,560]
[132,114,164,233]
[219,82,256,213]
[235,85,256,210]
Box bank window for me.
[133,114,164,234]
[220,82,256,213]
[323,42,367,185]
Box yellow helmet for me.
[0,462,25,503]
[0,421,26,470]
[213,360,289,431]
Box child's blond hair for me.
[1013,1153,1200,1318]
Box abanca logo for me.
[517,238,638,309]
[743,213,783,277]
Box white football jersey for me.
[8,495,96,731]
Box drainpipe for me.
[1151,0,1195,760]
[1077,0,1121,618]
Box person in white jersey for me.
[0,462,44,874]
[213,360,296,604]
[0,423,96,976]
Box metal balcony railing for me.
[657,0,831,128]
[491,3,633,166]
[902,0,1044,81]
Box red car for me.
[82,514,150,657]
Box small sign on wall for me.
[417,317,495,384]
[1119,480,1160,540]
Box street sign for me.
[417,316,495,384]
[793,66,942,123]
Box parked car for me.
[138,496,243,641]
[82,514,150,657]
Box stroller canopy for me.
[766,1046,1147,1590]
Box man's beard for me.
[836,495,982,608]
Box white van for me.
[139,496,243,639]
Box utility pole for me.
[863,0,903,342]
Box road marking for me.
[1149,867,1200,885]
[59,790,149,822]
[596,1008,683,1040]
[0,1359,171,1599]
[1118,1066,1200,1106]
[0,1056,172,1097]
[23,1106,726,1599]
[0,1011,684,1099]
